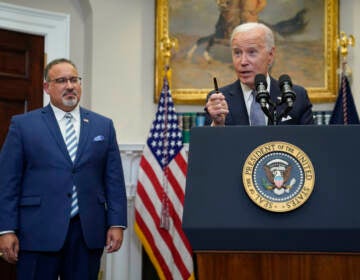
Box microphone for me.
[254,74,270,108]
[254,74,274,124]
[279,74,296,108]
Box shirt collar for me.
[50,103,80,121]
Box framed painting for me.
[155,0,339,105]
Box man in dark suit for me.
[205,22,314,126]
[0,58,127,279]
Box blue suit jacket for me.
[205,78,314,125]
[0,105,127,251]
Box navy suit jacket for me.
[0,105,127,251]
[205,78,314,125]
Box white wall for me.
[88,0,157,144]
[1,0,359,144]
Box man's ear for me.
[43,82,50,94]
[268,47,275,66]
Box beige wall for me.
[1,0,359,144]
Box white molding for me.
[103,145,144,280]
[0,2,70,105]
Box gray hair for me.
[44,58,78,81]
[230,22,275,51]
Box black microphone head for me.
[279,74,296,106]
[254,74,267,88]
[279,74,292,88]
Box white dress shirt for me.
[50,103,81,142]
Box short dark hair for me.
[44,58,77,81]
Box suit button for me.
[67,193,72,198]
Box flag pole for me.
[158,33,177,230]
[337,31,355,77]
[135,30,194,280]
[160,65,171,230]
[336,32,355,124]
[330,32,358,125]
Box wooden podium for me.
[196,252,360,280]
[183,126,360,280]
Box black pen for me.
[204,77,221,114]
[213,77,219,93]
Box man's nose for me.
[240,54,249,64]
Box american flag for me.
[134,74,194,280]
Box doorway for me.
[0,27,44,280]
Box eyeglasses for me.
[47,76,82,85]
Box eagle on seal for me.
[264,164,292,190]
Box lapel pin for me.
[83,118,89,123]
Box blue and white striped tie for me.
[65,113,79,217]
[250,91,266,126]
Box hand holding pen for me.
[204,77,229,126]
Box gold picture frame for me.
[155,0,339,105]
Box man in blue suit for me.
[0,58,127,279]
[205,22,314,126]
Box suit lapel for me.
[74,108,90,165]
[269,78,287,116]
[227,80,250,125]
[41,105,71,161]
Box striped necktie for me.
[65,113,79,217]
[250,91,266,125]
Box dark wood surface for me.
[196,251,360,280]
[0,259,16,279]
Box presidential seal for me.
[242,141,315,212]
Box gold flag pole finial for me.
[337,31,355,75]
[160,36,178,69]
[160,36,178,82]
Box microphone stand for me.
[262,101,276,125]
[254,74,295,125]
[256,91,276,125]
[269,99,294,125]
